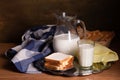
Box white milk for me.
[53,34,79,56]
[78,44,94,67]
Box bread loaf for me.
[77,26,115,46]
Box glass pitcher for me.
[53,12,86,56]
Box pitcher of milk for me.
[53,12,86,56]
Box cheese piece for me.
[94,43,119,63]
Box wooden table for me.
[0,43,120,80]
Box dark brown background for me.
[0,0,120,43]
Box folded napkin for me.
[5,25,56,73]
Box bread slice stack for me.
[45,53,74,71]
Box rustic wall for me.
[0,0,119,43]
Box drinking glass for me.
[77,39,95,75]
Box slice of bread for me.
[45,53,74,71]
[45,53,74,65]
[45,62,73,71]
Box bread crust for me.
[45,56,74,66]
[45,62,73,71]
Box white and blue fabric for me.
[5,25,56,73]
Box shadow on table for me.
[1,54,20,73]
[109,36,120,57]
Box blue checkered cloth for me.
[5,25,56,73]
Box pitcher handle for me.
[76,19,87,39]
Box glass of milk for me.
[78,39,94,71]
